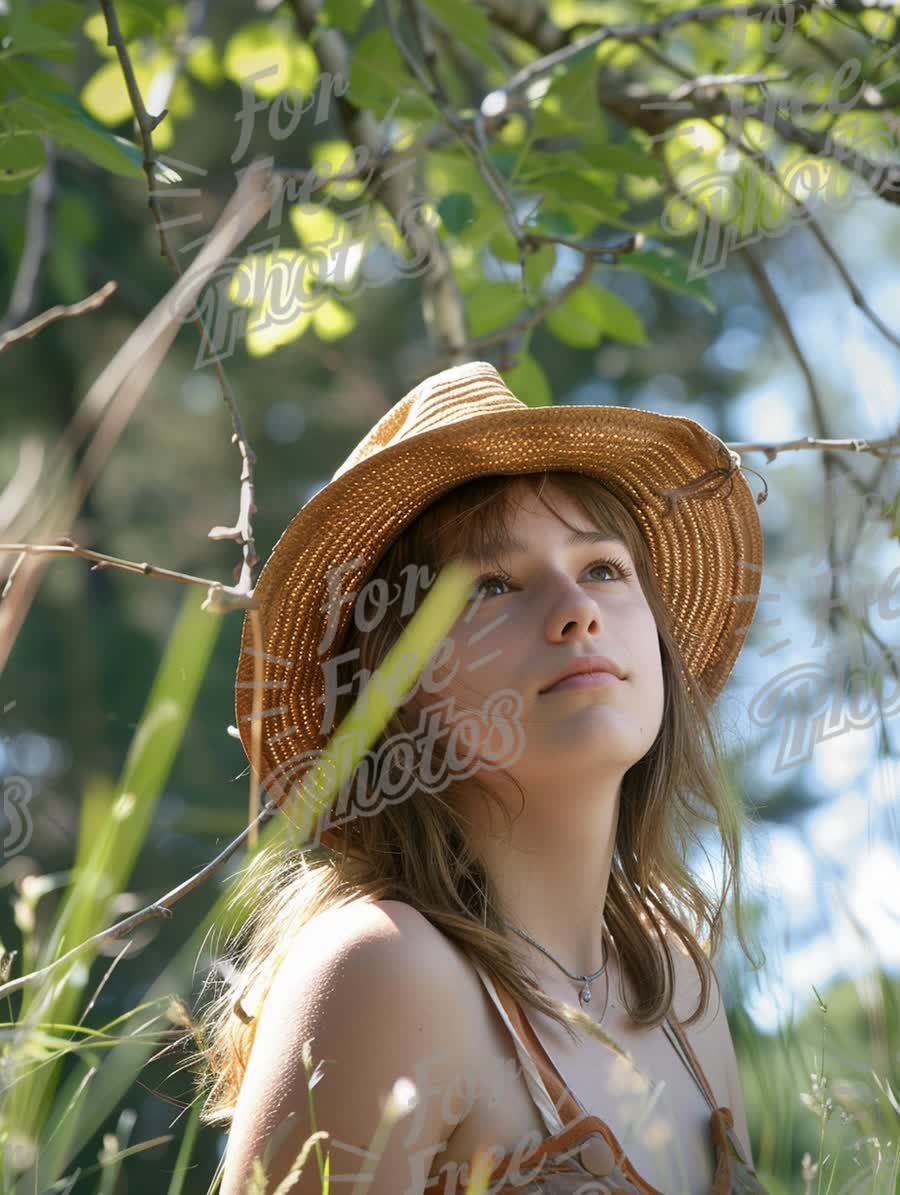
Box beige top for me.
[424,963,770,1195]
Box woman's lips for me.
[542,672,622,693]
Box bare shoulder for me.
[220,897,477,1195]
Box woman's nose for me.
[544,575,605,639]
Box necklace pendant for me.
[580,984,591,1004]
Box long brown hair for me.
[186,469,762,1125]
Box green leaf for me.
[0,6,74,58]
[546,286,605,349]
[313,297,356,341]
[544,283,646,349]
[500,350,552,408]
[81,60,134,126]
[420,0,507,74]
[18,93,145,179]
[587,284,647,344]
[523,243,555,291]
[527,208,577,238]
[185,36,222,86]
[489,146,520,181]
[426,147,495,209]
[437,191,477,235]
[542,43,602,118]
[0,57,72,100]
[346,27,438,122]
[614,245,716,313]
[29,1,83,33]
[521,169,626,216]
[488,227,519,263]
[465,280,526,336]
[318,0,373,34]
[574,139,663,180]
[0,129,47,192]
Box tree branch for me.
[482,1,894,103]
[711,118,900,353]
[727,434,900,459]
[479,0,900,207]
[0,787,289,1003]
[0,160,275,681]
[98,0,261,600]
[0,538,256,608]
[287,0,469,357]
[0,281,118,355]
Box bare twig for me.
[0,150,56,335]
[98,0,260,599]
[656,145,841,640]
[711,120,900,353]
[392,0,526,243]
[741,246,843,635]
[0,538,252,606]
[0,160,275,676]
[0,281,118,355]
[727,434,900,460]
[0,787,290,1003]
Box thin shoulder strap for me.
[660,1013,721,1114]
[470,962,578,1134]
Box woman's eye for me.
[471,573,509,599]
[470,557,632,600]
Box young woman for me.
[193,361,770,1194]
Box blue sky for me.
[703,197,899,1033]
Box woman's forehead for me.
[436,482,634,562]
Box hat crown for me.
[332,361,523,481]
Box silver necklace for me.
[501,918,612,1010]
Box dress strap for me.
[660,1013,721,1116]
[470,962,577,1136]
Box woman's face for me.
[400,482,666,793]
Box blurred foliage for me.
[0,0,898,1190]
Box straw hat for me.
[234,360,765,845]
